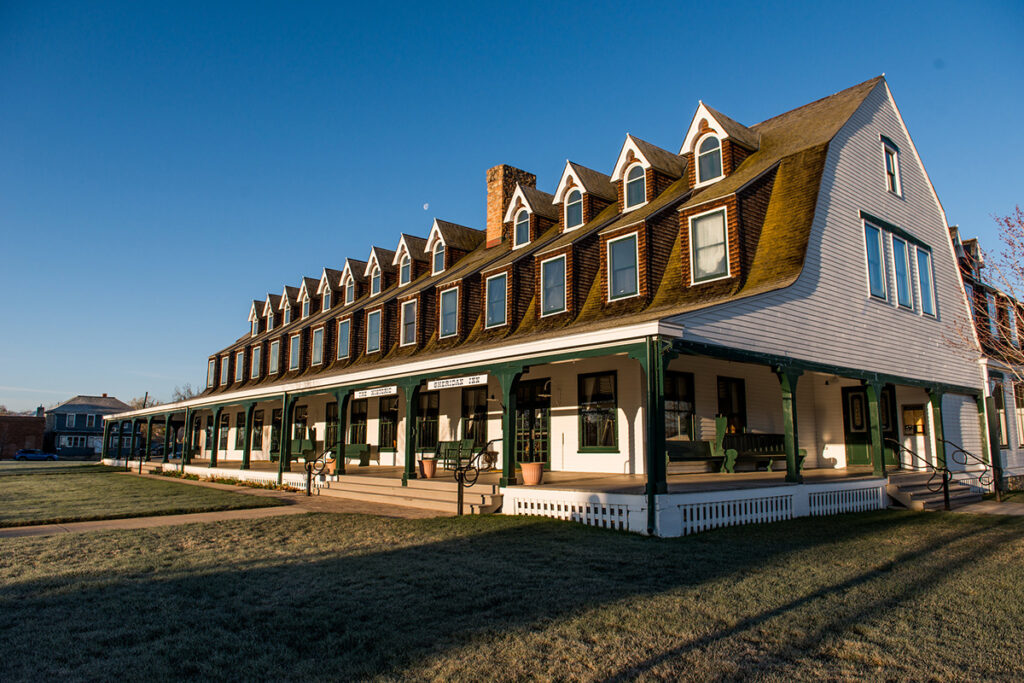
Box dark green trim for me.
[864,381,887,478]
[860,210,930,251]
[241,402,255,470]
[495,366,524,487]
[879,134,900,153]
[398,378,421,485]
[776,369,803,483]
[577,370,619,452]
[929,390,946,469]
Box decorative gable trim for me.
[248,301,262,323]
[553,161,582,204]
[680,102,759,155]
[424,219,447,253]
[610,135,653,182]
[502,184,535,224]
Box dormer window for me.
[267,312,274,331]
[625,164,645,208]
[345,279,354,304]
[322,290,331,311]
[881,136,901,195]
[399,254,411,286]
[251,321,258,337]
[371,267,381,296]
[514,209,530,248]
[301,297,310,319]
[432,242,445,274]
[697,135,723,184]
[283,307,291,325]
[565,190,583,229]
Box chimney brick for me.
[486,165,535,248]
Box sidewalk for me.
[0,473,449,539]
[952,500,1024,516]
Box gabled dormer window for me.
[432,242,445,274]
[514,209,530,248]
[345,279,355,304]
[881,136,901,195]
[565,190,583,229]
[400,254,411,286]
[301,297,310,319]
[207,359,216,387]
[267,312,274,331]
[371,267,381,296]
[689,207,729,284]
[220,356,229,385]
[696,135,723,185]
[283,307,291,325]
[322,290,331,311]
[251,321,259,337]
[624,164,645,209]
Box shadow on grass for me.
[0,511,1021,680]
[0,462,118,477]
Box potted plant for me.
[518,435,545,486]
[420,455,438,479]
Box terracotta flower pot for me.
[421,457,438,479]
[520,461,544,486]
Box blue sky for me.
[1,0,1022,411]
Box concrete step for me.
[323,479,496,506]
[317,485,501,514]
[886,482,983,511]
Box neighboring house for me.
[107,77,990,534]
[0,409,45,459]
[951,228,1024,481]
[46,394,130,456]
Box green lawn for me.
[0,462,282,527]
[1,511,1022,680]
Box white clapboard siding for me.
[667,80,982,392]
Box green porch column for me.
[101,421,112,459]
[334,388,350,476]
[865,381,887,478]
[977,395,992,465]
[116,421,126,459]
[181,408,192,470]
[495,366,524,487]
[241,403,255,470]
[210,407,223,468]
[162,415,172,464]
[278,395,294,485]
[144,416,154,460]
[982,395,1005,497]
[130,419,140,460]
[643,337,668,495]
[399,379,421,485]
[775,368,804,483]
[928,390,946,469]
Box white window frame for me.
[366,310,382,353]
[513,209,531,249]
[66,414,76,428]
[371,267,382,296]
[564,189,584,230]
[322,290,331,312]
[345,278,355,304]
[988,293,1000,340]
[220,356,229,385]
[606,232,640,302]
[251,346,261,379]
[623,162,647,211]
[235,351,245,381]
[688,206,731,285]
[251,321,258,337]
[269,340,280,374]
[882,139,902,196]
[311,327,324,366]
[400,300,417,347]
[207,359,216,387]
[863,222,887,300]
[484,273,508,329]
[432,243,445,275]
[283,307,291,325]
[399,254,411,286]
[891,234,914,309]
[540,254,568,317]
[289,334,301,370]
[86,414,95,428]
[916,247,936,317]
[1010,304,1020,348]
[337,319,351,359]
[439,287,459,339]
[266,312,274,331]
[694,133,724,188]
[301,297,310,319]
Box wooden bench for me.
[436,439,476,470]
[666,417,805,473]
[342,443,377,467]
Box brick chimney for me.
[102,393,108,397]
[486,165,536,248]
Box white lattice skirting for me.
[502,479,888,537]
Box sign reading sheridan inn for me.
[426,374,489,391]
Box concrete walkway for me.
[0,472,449,539]
[953,500,1024,516]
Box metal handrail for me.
[884,437,953,510]
[304,448,333,496]
[940,439,994,488]
[454,439,500,515]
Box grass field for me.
[0,462,282,527]
[1,509,1022,680]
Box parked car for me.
[15,449,58,461]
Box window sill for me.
[578,447,619,454]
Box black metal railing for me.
[454,438,499,515]
[884,437,953,511]
[942,439,999,501]
[304,448,333,496]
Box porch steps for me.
[886,471,983,511]
[139,462,164,475]
[318,474,503,515]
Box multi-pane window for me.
[864,223,886,299]
[1010,305,1020,348]
[302,298,310,319]
[349,399,368,443]
[235,352,244,381]
[433,243,445,274]
[991,378,1008,448]
[86,414,95,428]
[220,356,229,385]
[416,392,440,451]
[283,307,291,324]
[625,164,645,208]
[269,340,280,374]
[251,346,261,379]
[892,236,913,308]
[325,402,339,449]
[541,256,566,315]
[218,414,229,450]
[697,135,723,184]
[371,267,381,295]
[379,396,398,451]
[252,410,264,449]
[917,248,935,316]
[267,312,274,331]
[337,319,351,359]
[514,210,530,248]
[579,372,617,450]
[882,140,901,195]
[311,327,324,365]
[270,409,282,452]
[565,189,583,229]
[485,274,507,328]
[252,321,259,336]
[234,412,245,449]
[289,334,301,370]
[66,414,76,428]
[207,359,216,387]
[608,233,639,300]
[345,279,355,304]
[1016,383,1024,446]
[461,387,488,449]
[400,255,411,285]
[440,288,458,338]
[690,209,728,282]
[665,371,696,440]
[988,294,1000,339]
[401,300,417,346]
[323,290,331,311]
[717,376,747,434]
[366,310,381,353]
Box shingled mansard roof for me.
[202,76,886,394]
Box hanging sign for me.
[353,385,398,399]
[426,374,489,391]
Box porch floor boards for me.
[173,459,878,494]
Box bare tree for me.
[171,384,198,402]
[128,395,164,410]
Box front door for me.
[515,379,550,466]
[842,386,899,467]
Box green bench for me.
[435,439,476,470]
[667,417,805,473]
[342,443,376,467]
